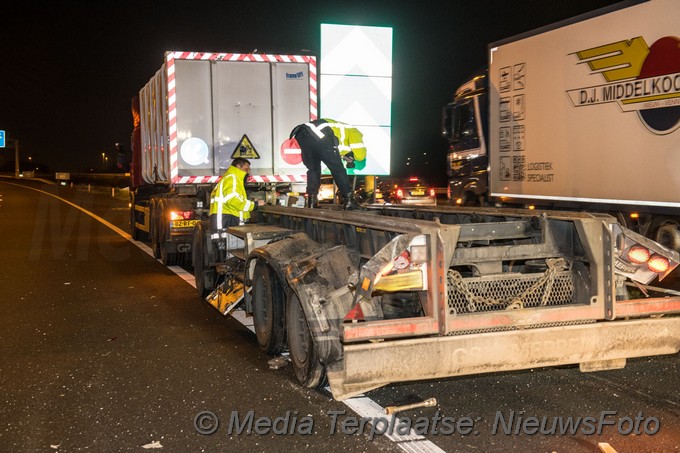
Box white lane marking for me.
[166,265,197,286]
[343,397,446,453]
[2,182,133,238]
[229,309,255,329]
[10,182,445,453]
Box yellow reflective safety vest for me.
[209,165,254,223]
[304,119,367,162]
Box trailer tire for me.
[157,200,172,265]
[650,216,680,254]
[287,292,326,388]
[129,193,148,242]
[150,199,162,259]
[251,260,286,355]
[192,222,215,298]
[158,199,183,266]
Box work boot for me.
[342,192,361,210]
[306,194,319,208]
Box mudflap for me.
[285,245,358,366]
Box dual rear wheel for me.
[192,222,216,298]
[251,259,326,388]
[149,198,186,266]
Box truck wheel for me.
[650,216,680,253]
[287,292,326,388]
[251,260,286,355]
[158,200,181,266]
[129,193,147,241]
[160,239,179,265]
[192,222,215,298]
[150,199,162,259]
[463,191,482,207]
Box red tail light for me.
[627,245,650,264]
[170,210,193,220]
[396,188,404,198]
[429,188,435,197]
[393,251,410,269]
[648,255,670,273]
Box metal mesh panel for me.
[447,270,575,315]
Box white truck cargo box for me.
[489,0,680,207]
[139,52,316,185]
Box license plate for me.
[411,190,425,196]
[376,193,383,199]
[171,219,199,228]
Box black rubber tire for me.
[150,199,162,259]
[649,216,680,254]
[286,292,326,388]
[130,193,143,241]
[251,260,286,355]
[192,223,215,298]
[158,200,172,265]
[463,191,482,207]
[158,200,181,266]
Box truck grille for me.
[447,270,575,314]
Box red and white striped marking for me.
[174,176,221,184]
[172,175,307,184]
[165,52,317,185]
[249,175,307,183]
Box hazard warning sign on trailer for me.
[230,134,260,159]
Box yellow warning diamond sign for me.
[230,134,260,159]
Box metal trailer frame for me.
[222,204,680,400]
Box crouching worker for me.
[209,158,262,246]
[289,118,366,210]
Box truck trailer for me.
[131,44,680,401]
[130,51,316,265]
[442,0,680,252]
[196,202,680,400]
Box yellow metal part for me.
[206,281,245,315]
[373,269,423,292]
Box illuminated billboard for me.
[320,24,393,175]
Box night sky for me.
[1,0,622,182]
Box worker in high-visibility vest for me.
[289,118,366,209]
[209,157,262,238]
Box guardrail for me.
[0,171,131,188]
[64,173,131,188]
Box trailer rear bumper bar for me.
[327,316,680,400]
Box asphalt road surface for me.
[1,179,678,453]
